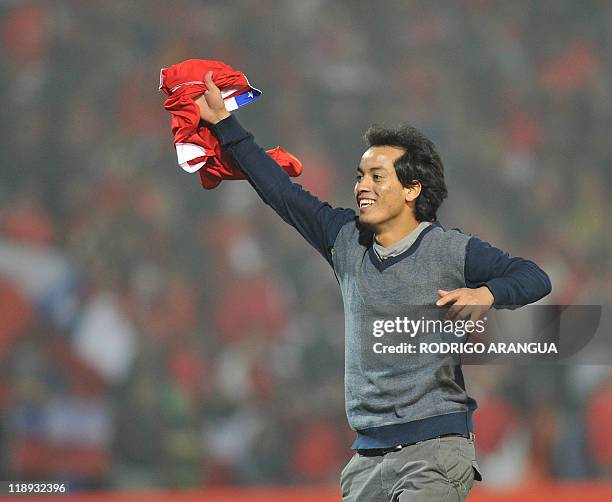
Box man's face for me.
[354,146,412,228]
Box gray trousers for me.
[340,436,481,502]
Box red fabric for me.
[586,381,612,467]
[539,41,599,94]
[472,397,518,454]
[47,339,107,397]
[504,108,542,151]
[3,204,55,246]
[215,277,288,342]
[0,279,31,360]
[160,59,302,189]
[292,420,345,481]
[12,438,109,477]
[168,348,207,398]
[2,5,48,64]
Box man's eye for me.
[373,175,382,181]
[356,174,363,181]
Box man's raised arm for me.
[195,71,354,265]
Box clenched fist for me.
[194,71,231,125]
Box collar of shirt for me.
[373,222,432,260]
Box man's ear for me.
[404,181,422,203]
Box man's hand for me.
[194,71,231,125]
[436,287,494,321]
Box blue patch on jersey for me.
[234,89,261,108]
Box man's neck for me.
[374,218,420,248]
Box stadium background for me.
[1,0,611,500]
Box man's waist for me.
[352,410,475,450]
[356,432,475,457]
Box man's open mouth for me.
[359,199,376,209]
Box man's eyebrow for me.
[356,166,386,173]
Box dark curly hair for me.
[364,124,447,222]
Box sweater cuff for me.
[484,277,509,307]
[210,114,250,147]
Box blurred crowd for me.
[1,0,611,490]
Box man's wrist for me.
[210,114,249,147]
[479,286,495,305]
[212,110,231,124]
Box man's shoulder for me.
[424,223,470,241]
[419,224,472,257]
[330,217,373,256]
[334,216,370,245]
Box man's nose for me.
[355,178,371,194]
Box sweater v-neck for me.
[368,223,439,271]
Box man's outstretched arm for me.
[195,71,354,265]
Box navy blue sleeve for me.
[464,236,552,307]
[211,115,355,265]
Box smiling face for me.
[355,146,418,230]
